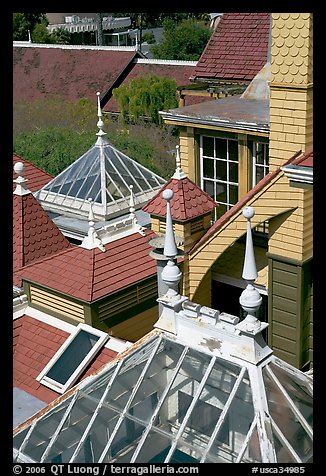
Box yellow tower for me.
[269,13,313,171]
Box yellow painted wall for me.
[188,172,297,299]
[269,13,313,171]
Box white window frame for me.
[252,141,269,187]
[200,135,239,218]
[36,323,109,394]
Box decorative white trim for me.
[13,42,137,51]
[281,165,313,185]
[135,58,197,66]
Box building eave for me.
[159,111,270,134]
[281,164,313,185]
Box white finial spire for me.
[239,207,262,331]
[96,91,106,138]
[172,145,187,180]
[28,30,32,43]
[161,189,182,301]
[80,198,105,251]
[13,162,30,196]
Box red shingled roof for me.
[14,314,118,404]
[13,191,71,287]
[292,149,313,167]
[13,154,53,192]
[190,13,270,82]
[17,229,157,302]
[13,46,139,104]
[142,176,218,221]
[105,62,196,113]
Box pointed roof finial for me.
[239,207,262,331]
[96,91,106,138]
[161,189,182,301]
[13,162,30,196]
[80,198,105,251]
[172,145,187,180]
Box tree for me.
[50,28,72,45]
[13,12,48,41]
[151,18,211,61]
[31,23,52,43]
[112,75,178,125]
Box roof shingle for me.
[13,315,118,404]
[190,13,270,83]
[142,177,218,221]
[16,229,157,301]
[13,191,71,287]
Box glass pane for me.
[229,184,238,205]
[271,426,297,463]
[207,369,254,463]
[229,161,238,183]
[216,159,227,181]
[203,180,215,199]
[255,166,265,184]
[203,157,214,178]
[215,138,227,159]
[100,337,163,412]
[215,182,227,204]
[44,393,99,463]
[228,140,238,162]
[135,430,173,463]
[263,368,313,462]
[109,417,146,461]
[46,331,100,385]
[20,398,74,461]
[269,362,313,428]
[73,404,120,463]
[202,136,214,157]
[255,143,266,164]
[128,340,184,425]
[152,348,212,434]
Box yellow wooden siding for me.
[211,242,268,289]
[268,186,313,262]
[269,13,313,171]
[192,269,212,306]
[109,305,159,342]
[188,172,298,298]
[29,285,84,321]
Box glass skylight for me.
[36,323,109,394]
[35,137,165,220]
[13,333,313,464]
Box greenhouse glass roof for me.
[35,136,165,221]
[35,94,165,221]
[13,330,313,464]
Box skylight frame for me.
[36,323,109,394]
[14,332,313,464]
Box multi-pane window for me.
[252,142,269,187]
[200,136,238,219]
